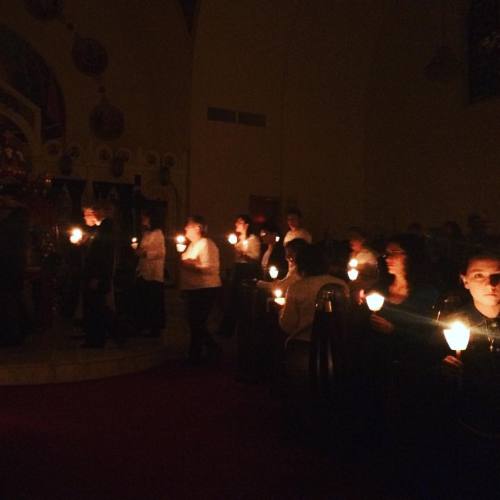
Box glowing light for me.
[176,235,186,244]
[366,292,385,312]
[269,266,279,280]
[348,268,359,281]
[273,288,285,306]
[176,235,187,253]
[131,237,138,250]
[228,233,238,245]
[69,227,83,244]
[443,321,470,352]
[348,258,358,268]
[275,236,280,243]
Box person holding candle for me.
[257,238,308,294]
[440,249,500,437]
[259,222,286,280]
[216,214,260,338]
[134,207,166,337]
[179,215,222,365]
[283,208,312,246]
[81,201,116,348]
[279,244,348,343]
[348,226,379,288]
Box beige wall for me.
[192,0,499,246]
[1,0,191,205]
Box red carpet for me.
[0,361,381,499]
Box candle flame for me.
[443,321,470,351]
[348,268,359,281]
[269,266,279,279]
[366,292,385,312]
[348,258,358,268]
[228,233,238,245]
[69,227,83,244]
[176,235,186,244]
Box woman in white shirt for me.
[180,215,221,364]
[134,208,166,337]
[217,214,261,337]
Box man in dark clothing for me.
[81,203,115,348]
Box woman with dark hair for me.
[370,233,438,361]
[134,207,166,337]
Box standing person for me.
[348,226,379,288]
[81,201,115,348]
[134,207,166,337]
[217,214,260,337]
[283,208,312,245]
[180,216,222,365]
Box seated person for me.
[369,233,438,367]
[441,249,500,436]
[348,226,379,288]
[257,238,308,294]
[283,208,312,245]
[279,244,348,343]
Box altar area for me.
[0,291,188,385]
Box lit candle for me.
[228,233,238,245]
[69,227,83,245]
[443,321,470,358]
[131,237,138,250]
[269,265,279,280]
[176,234,187,253]
[366,292,385,312]
[275,236,280,243]
[347,268,359,281]
[348,258,359,269]
[273,288,285,306]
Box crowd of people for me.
[2,194,500,440]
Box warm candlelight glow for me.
[366,292,385,312]
[269,266,279,280]
[273,288,285,305]
[243,239,248,249]
[176,236,187,253]
[275,236,280,243]
[443,321,470,353]
[131,237,138,250]
[348,268,359,281]
[69,227,83,244]
[228,233,238,245]
[348,258,358,268]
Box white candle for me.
[228,233,238,245]
[69,227,83,244]
[275,236,280,243]
[269,265,279,280]
[366,292,385,312]
[131,237,138,250]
